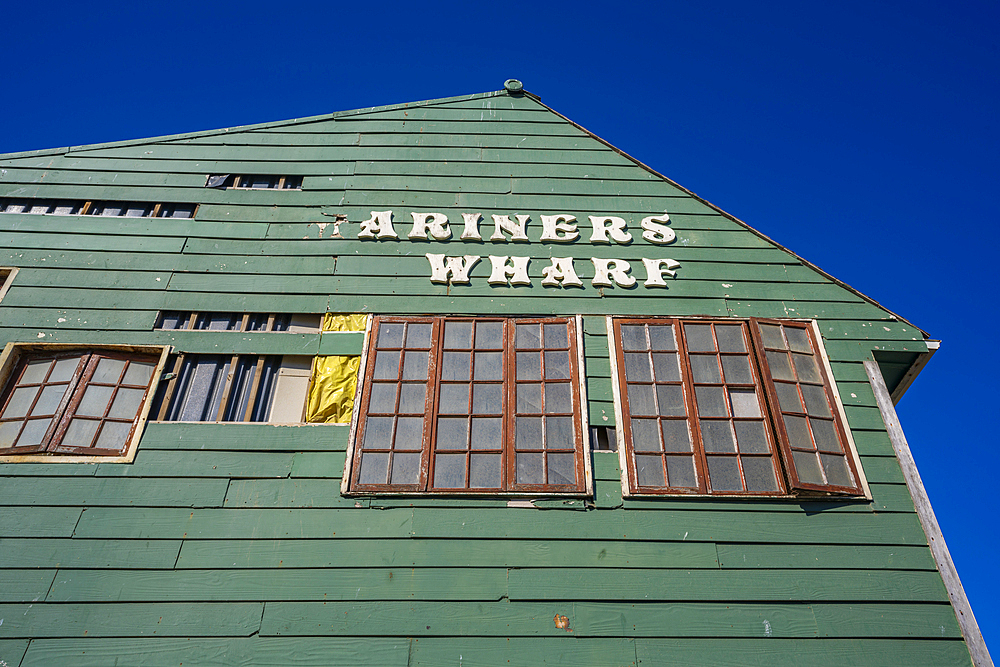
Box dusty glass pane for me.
[547,453,576,485]
[473,352,503,382]
[0,421,21,448]
[635,454,665,486]
[373,350,401,380]
[784,326,812,353]
[474,321,504,349]
[661,420,691,452]
[436,417,469,450]
[715,325,746,353]
[620,325,647,351]
[811,418,842,453]
[624,353,652,383]
[470,454,501,488]
[122,362,155,387]
[472,384,503,414]
[721,355,753,385]
[759,324,785,350]
[359,452,390,484]
[544,351,571,379]
[434,454,467,488]
[647,325,675,351]
[695,386,728,417]
[516,452,544,484]
[545,416,574,449]
[783,415,812,449]
[402,351,429,381]
[690,355,721,384]
[440,352,471,381]
[438,384,470,414]
[405,323,432,349]
[821,453,853,487]
[775,383,803,413]
[50,357,82,383]
[515,323,541,349]
[75,385,113,417]
[544,383,572,413]
[707,456,743,491]
[543,323,568,349]
[392,417,423,450]
[18,418,51,446]
[516,384,542,413]
[4,386,40,419]
[63,418,100,447]
[684,324,716,352]
[398,383,427,414]
[444,321,473,349]
[631,418,661,451]
[390,453,421,484]
[701,420,736,453]
[367,383,397,414]
[651,353,680,382]
[363,416,393,448]
[95,421,131,450]
[766,351,794,381]
[792,450,824,485]
[742,457,779,492]
[729,389,761,418]
[666,456,697,488]
[22,359,54,384]
[656,385,686,417]
[516,351,541,381]
[801,384,831,417]
[734,421,769,454]
[92,358,127,384]
[470,417,502,450]
[792,353,822,383]
[515,417,543,448]
[108,388,145,420]
[627,383,656,416]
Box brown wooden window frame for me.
[611,317,867,498]
[345,315,590,496]
[0,343,170,463]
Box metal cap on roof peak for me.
[504,79,523,93]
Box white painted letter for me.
[409,212,452,241]
[426,254,481,284]
[539,214,579,242]
[490,214,530,242]
[591,258,635,287]
[640,213,676,244]
[460,213,483,241]
[642,258,681,287]
[589,216,633,245]
[541,257,583,287]
[488,255,531,285]
[358,210,398,239]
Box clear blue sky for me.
[3,0,997,653]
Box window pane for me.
[785,326,811,353]
[545,416,574,449]
[684,324,715,352]
[544,351,571,379]
[75,385,113,417]
[398,383,426,414]
[472,384,502,414]
[656,385,686,417]
[515,323,540,349]
[3,386,40,419]
[720,355,753,384]
[690,355,721,383]
[792,450,824,484]
[715,325,746,353]
[792,353,822,383]
[122,362,155,387]
[543,323,568,349]
[620,325,647,351]
[631,418,661,451]
[627,384,656,416]
[775,383,803,413]
[438,384,470,413]
[515,417,542,448]
[434,454,468,487]
[394,417,424,450]
[665,456,697,488]
[766,351,794,381]
[405,323,432,348]
[801,384,831,417]
[811,418,842,453]
[544,383,572,413]
[516,452,543,484]
[470,417,502,450]
[18,418,52,446]
[22,359,54,384]
[784,415,812,449]
[734,421,769,454]
[708,456,743,491]
[475,321,504,349]
[440,352,471,381]
[402,351,429,381]
[701,420,736,453]
[359,452,389,484]
[624,353,652,382]
[436,418,468,450]
[0,421,22,448]
[729,389,761,418]
[107,387,146,420]
[92,358,127,384]
[63,418,100,447]
[363,417,393,448]
[695,386,727,417]
[51,357,83,383]
[368,383,397,414]
[516,352,541,381]
[95,421,132,451]
[390,453,421,484]
[635,455,665,486]
[444,321,473,349]
[651,353,680,382]
[470,454,501,488]
[820,454,853,487]
[473,352,503,381]
[661,420,691,452]
[373,350,401,380]
[742,457,779,492]
[547,453,575,485]
[647,325,675,351]
[759,324,785,349]
[516,384,542,413]
[378,323,404,348]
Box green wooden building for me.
[0,82,991,666]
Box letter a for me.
[541,257,583,287]
[358,211,398,239]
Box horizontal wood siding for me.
[0,90,971,666]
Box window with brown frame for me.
[612,318,863,496]
[0,349,160,457]
[349,316,586,495]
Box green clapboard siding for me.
[0,86,967,666]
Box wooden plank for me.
[0,306,157,332]
[0,215,269,239]
[175,538,719,570]
[810,602,962,638]
[20,637,410,667]
[317,332,364,355]
[0,462,98,477]
[0,640,28,667]
[0,248,339,274]
[138,422,348,451]
[224,479,362,508]
[73,507,414,539]
[12,267,172,290]
[0,231,185,253]
[290,451,347,478]
[507,568,948,602]
[0,602,263,638]
[261,600,818,638]
[94,450,295,478]
[46,567,507,602]
[406,636,639,667]
[0,507,82,537]
[715,544,936,570]
[0,570,56,602]
[146,331,322,355]
[167,273,338,294]
[857,456,906,484]
[0,538,180,568]
[0,476,228,507]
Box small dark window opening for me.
[590,426,617,452]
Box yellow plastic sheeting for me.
[323,313,368,332]
[305,355,361,424]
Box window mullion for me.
[676,323,711,494]
[422,318,443,492]
[44,353,94,453]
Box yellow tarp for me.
[305,355,361,424]
[322,313,368,332]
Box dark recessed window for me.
[0,198,197,218]
[206,175,303,190]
